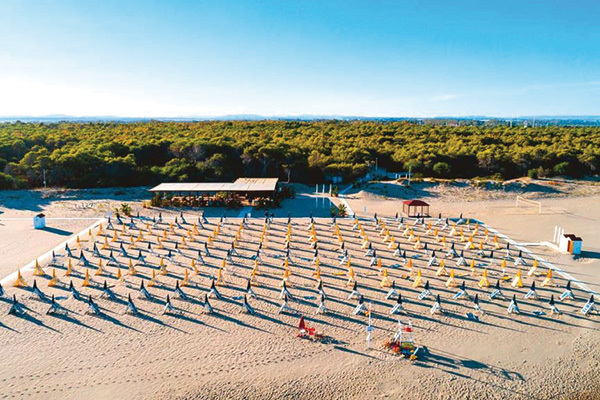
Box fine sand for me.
[0,185,598,400]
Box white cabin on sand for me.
[33,213,46,229]
[559,233,582,255]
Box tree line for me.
[0,120,598,189]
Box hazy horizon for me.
[2,113,600,122]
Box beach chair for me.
[138,280,153,301]
[203,294,214,314]
[242,295,255,315]
[100,280,117,301]
[507,295,520,314]
[125,294,138,315]
[581,295,596,316]
[548,295,561,315]
[8,295,25,316]
[417,281,432,300]
[524,282,539,300]
[489,280,505,300]
[86,296,102,316]
[174,280,188,301]
[245,279,257,299]
[453,281,470,300]
[385,281,399,300]
[208,279,222,299]
[473,294,483,314]
[559,281,575,301]
[46,294,68,315]
[430,295,444,315]
[348,281,361,300]
[353,295,368,315]
[316,294,327,314]
[31,280,48,302]
[279,294,294,314]
[317,280,326,298]
[390,294,404,315]
[279,280,293,300]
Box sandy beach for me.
[0,182,598,400]
[3,1,599,398]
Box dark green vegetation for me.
[0,121,598,189]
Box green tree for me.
[433,162,451,177]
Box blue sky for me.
[0,0,599,117]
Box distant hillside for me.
[0,120,598,189]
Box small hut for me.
[33,213,46,229]
[402,200,430,217]
[559,234,583,255]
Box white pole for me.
[366,301,373,349]
[558,228,565,241]
[557,228,562,246]
[315,184,318,194]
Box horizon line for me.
[2,114,600,122]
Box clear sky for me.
[0,0,599,118]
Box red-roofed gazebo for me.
[402,199,430,217]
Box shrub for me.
[120,203,132,216]
[552,162,570,176]
[331,185,339,197]
[433,162,451,177]
[527,168,538,179]
[0,172,15,189]
[151,192,164,207]
[330,205,338,217]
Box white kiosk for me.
[33,213,46,229]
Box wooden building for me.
[149,178,279,205]
[402,199,430,217]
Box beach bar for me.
[149,178,279,204]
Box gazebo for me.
[402,199,430,217]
